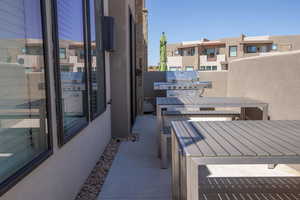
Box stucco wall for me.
[227,50,300,173]
[109,0,137,138]
[228,50,300,120]
[1,0,112,199]
[199,71,228,97]
[144,72,166,99]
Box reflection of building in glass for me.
[60,72,86,115]
[0,39,96,73]
[58,40,97,72]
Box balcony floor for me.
[98,115,300,200]
[98,115,171,200]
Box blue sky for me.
[147,0,300,66]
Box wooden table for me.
[156,96,269,156]
[171,120,300,200]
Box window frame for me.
[87,0,107,120]
[0,0,53,195]
[59,48,67,59]
[206,48,216,58]
[185,66,194,71]
[272,44,278,51]
[229,46,237,57]
[199,66,206,71]
[246,45,257,53]
[52,0,90,146]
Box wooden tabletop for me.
[157,96,267,107]
[171,120,300,163]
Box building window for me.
[54,0,89,145]
[185,66,194,71]
[79,49,85,60]
[206,48,216,58]
[180,48,195,56]
[272,44,278,51]
[169,66,181,71]
[212,66,217,71]
[174,50,179,56]
[199,66,206,71]
[61,65,72,72]
[246,46,257,53]
[206,66,212,71]
[260,45,268,53]
[59,48,67,59]
[229,46,237,57]
[0,0,51,193]
[88,0,106,119]
[77,67,84,72]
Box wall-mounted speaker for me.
[103,16,115,52]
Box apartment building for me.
[167,34,300,71]
[0,0,146,200]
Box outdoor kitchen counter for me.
[156,96,269,157]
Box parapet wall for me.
[228,50,300,120]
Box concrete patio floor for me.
[98,115,300,200]
[98,115,171,200]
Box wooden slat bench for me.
[160,110,241,169]
[171,120,300,200]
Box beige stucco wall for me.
[228,50,300,120]
[199,71,228,97]
[227,50,300,173]
[109,0,137,138]
[1,0,112,199]
[182,56,198,69]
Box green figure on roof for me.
[159,32,167,71]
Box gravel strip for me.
[75,138,120,200]
[75,134,139,200]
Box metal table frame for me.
[171,120,300,200]
[156,97,269,157]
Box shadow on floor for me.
[98,115,171,200]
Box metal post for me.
[241,107,246,120]
[172,130,180,200]
[262,104,269,120]
[186,158,199,200]
[161,131,168,169]
[157,104,162,157]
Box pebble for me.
[75,139,121,200]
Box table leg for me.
[161,132,168,169]
[172,131,180,200]
[241,107,246,120]
[157,105,162,157]
[263,105,273,169]
[186,157,199,200]
[262,104,269,120]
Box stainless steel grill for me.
[166,71,200,83]
[153,71,212,97]
[153,81,212,90]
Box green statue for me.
[159,32,167,71]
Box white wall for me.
[200,54,226,71]
[1,0,112,199]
